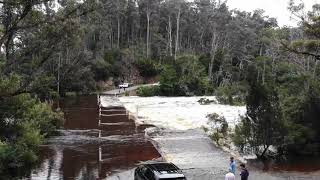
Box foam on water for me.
[118,96,246,130]
[100,96,123,108]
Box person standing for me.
[225,169,236,180]
[229,157,236,174]
[240,163,249,180]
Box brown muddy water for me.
[27,95,161,180]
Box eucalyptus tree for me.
[160,0,175,57]
[193,0,216,53]
[138,0,161,58]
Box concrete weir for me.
[146,128,230,179]
[100,95,230,179]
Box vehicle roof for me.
[143,163,185,178]
[145,163,179,171]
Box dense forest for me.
[0,0,320,178]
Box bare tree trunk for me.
[168,16,173,57]
[175,7,181,60]
[57,54,61,96]
[187,33,191,52]
[260,145,270,158]
[208,31,218,80]
[116,0,121,49]
[66,47,69,64]
[262,59,266,85]
[307,56,312,72]
[131,22,135,46]
[110,28,113,49]
[259,45,263,56]
[44,1,52,18]
[146,10,151,58]
[271,53,276,81]
[5,34,12,61]
[313,59,318,79]
[200,30,204,51]
[117,15,120,49]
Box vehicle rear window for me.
[145,168,155,180]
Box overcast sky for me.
[226,0,320,26]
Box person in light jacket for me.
[229,157,236,174]
[225,168,235,180]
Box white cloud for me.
[226,0,320,26]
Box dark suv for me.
[134,162,186,180]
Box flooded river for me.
[27,95,320,180]
[28,95,161,180]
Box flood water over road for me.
[118,96,320,180]
[28,95,320,180]
[28,95,161,180]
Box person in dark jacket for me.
[240,163,249,180]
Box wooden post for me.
[97,94,100,106]
[98,98,101,126]
[136,105,139,117]
[99,147,102,162]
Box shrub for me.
[198,98,217,105]
[175,55,209,95]
[92,59,112,81]
[0,92,63,178]
[209,132,223,145]
[215,83,247,105]
[0,122,43,178]
[17,121,44,150]
[206,113,229,145]
[135,59,159,78]
[159,65,185,96]
[137,86,160,97]
[22,102,63,137]
[232,118,251,153]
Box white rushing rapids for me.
[116,96,248,179]
[118,96,246,130]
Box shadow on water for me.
[28,95,161,180]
